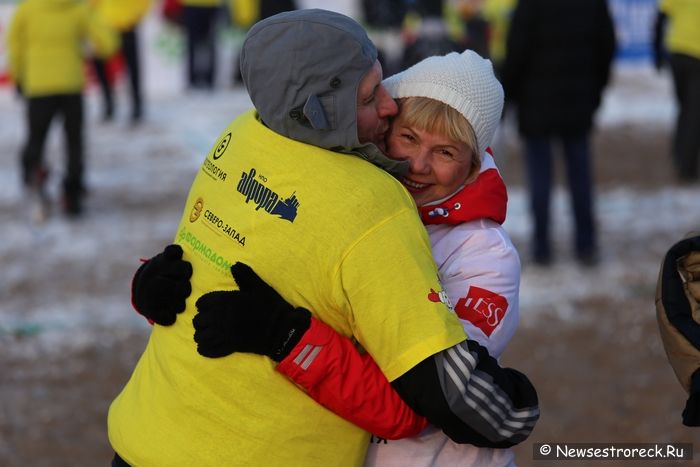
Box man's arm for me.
[193,262,539,448]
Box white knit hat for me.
[383,50,504,157]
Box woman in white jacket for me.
[220,50,524,466]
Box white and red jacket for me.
[277,151,521,466]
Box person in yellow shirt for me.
[653,0,700,183]
[7,0,118,218]
[110,10,538,466]
[91,0,152,123]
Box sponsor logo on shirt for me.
[189,197,246,246]
[237,167,299,222]
[201,133,232,181]
[212,133,231,160]
[177,226,233,276]
[454,286,508,336]
[190,197,204,222]
[427,287,453,311]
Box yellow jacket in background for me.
[660,0,700,60]
[180,0,222,7]
[7,0,119,97]
[92,0,152,31]
[229,0,259,29]
[481,0,515,67]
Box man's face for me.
[356,60,398,152]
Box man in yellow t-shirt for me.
[109,9,538,466]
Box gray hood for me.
[240,9,408,178]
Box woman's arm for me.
[277,317,429,439]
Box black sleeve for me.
[391,339,539,448]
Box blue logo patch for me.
[237,168,299,222]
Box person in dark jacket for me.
[656,233,700,426]
[502,0,616,266]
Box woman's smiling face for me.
[387,117,475,207]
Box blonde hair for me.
[396,97,481,182]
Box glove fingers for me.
[194,329,234,358]
[193,325,223,344]
[155,312,177,326]
[196,290,237,311]
[192,308,224,329]
[230,262,271,293]
[150,277,190,303]
[162,260,193,280]
[162,296,187,315]
[163,244,184,260]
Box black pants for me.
[669,52,700,181]
[183,6,219,88]
[93,27,143,119]
[21,93,84,195]
[524,134,596,261]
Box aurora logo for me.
[236,168,299,222]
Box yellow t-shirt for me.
[660,0,700,60]
[108,110,466,466]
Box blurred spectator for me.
[502,0,616,266]
[181,0,222,90]
[480,0,516,77]
[162,0,184,25]
[451,0,490,59]
[229,0,297,86]
[92,0,152,123]
[7,0,119,218]
[653,1,700,184]
[361,0,408,77]
[401,0,461,70]
[259,0,296,19]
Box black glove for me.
[193,262,311,361]
[132,244,192,326]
